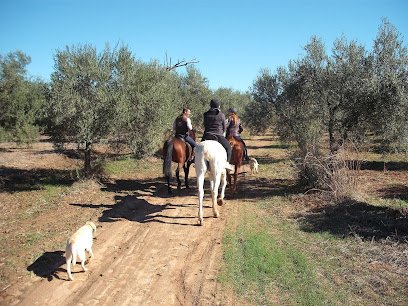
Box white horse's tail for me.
[194,143,207,176]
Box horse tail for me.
[163,140,173,178]
[194,143,207,176]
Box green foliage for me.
[48,44,118,174]
[273,37,328,154]
[49,44,116,144]
[372,19,408,153]
[245,68,278,134]
[249,19,407,164]
[0,51,47,144]
[214,87,251,125]
[113,52,182,158]
[329,36,374,145]
[179,66,212,130]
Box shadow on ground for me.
[0,166,76,192]
[360,160,408,171]
[377,184,408,201]
[27,250,65,281]
[70,176,201,226]
[298,200,408,242]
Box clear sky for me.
[1,0,407,92]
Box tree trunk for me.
[84,141,92,177]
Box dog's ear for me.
[86,221,97,232]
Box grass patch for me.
[222,227,327,305]
[102,156,161,176]
[17,231,44,246]
[220,200,340,305]
[19,184,68,219]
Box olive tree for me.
[371,19,408,153]
[0,51,46,143]
[179,66,212,131]
[113,47,182,158]
[246,68,280,134]
[48,44,116,175]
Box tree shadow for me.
[246,137,278,142]
[101,176,200,199]
[27,250,65,281]
[70,176,200,226]
[360,160,408,171]
[247,144,291,150]
[226,176,300,200]
[255,156,287,165]
[0,166,76,192]
[377,184,408,201]
[298,200,408,242]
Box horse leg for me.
[197,174,205,225]
[233,165,239,193]
[218,169,227,206]
[184,162,190,189]
[166,174,172,194]
[211,172,220,218]
[227,171,232,190]
[163,140,174,194]
[176,163,182,190]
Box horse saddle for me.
[174,135,193,161]
[202,132,218,141]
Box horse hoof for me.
[214,212,220,218]
[217,198,224,206]
[198,218,203,226]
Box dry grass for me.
[1,134,407,305]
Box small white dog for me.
[249,157,259,174]
[65,221,96,281]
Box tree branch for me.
[164,52,199,71]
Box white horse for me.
[195,140,228,226]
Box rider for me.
[226,107,250,161]
[202,99,234,170]
[173,107,196,159]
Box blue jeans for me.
[176,134,196,148]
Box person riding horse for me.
[173,107,196,160]
[226,107,250,161]
[202,99,234,171]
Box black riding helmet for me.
[210,99,220,108]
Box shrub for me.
[293,141,361,201]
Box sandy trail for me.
[2,175,238,306]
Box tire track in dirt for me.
[1,181,232,305]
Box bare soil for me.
[0,139,249,305]
[1,136,407,305]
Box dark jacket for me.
[174,115,188,135]
[203,108,226,136]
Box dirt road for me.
[1,170,239,305]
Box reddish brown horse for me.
[163,131,195,194]
[227,135,245,194]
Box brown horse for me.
[227,135,245,194]
[163,131,196,194]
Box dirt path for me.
[1,170,240,305]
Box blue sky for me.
[1,0,407,92]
